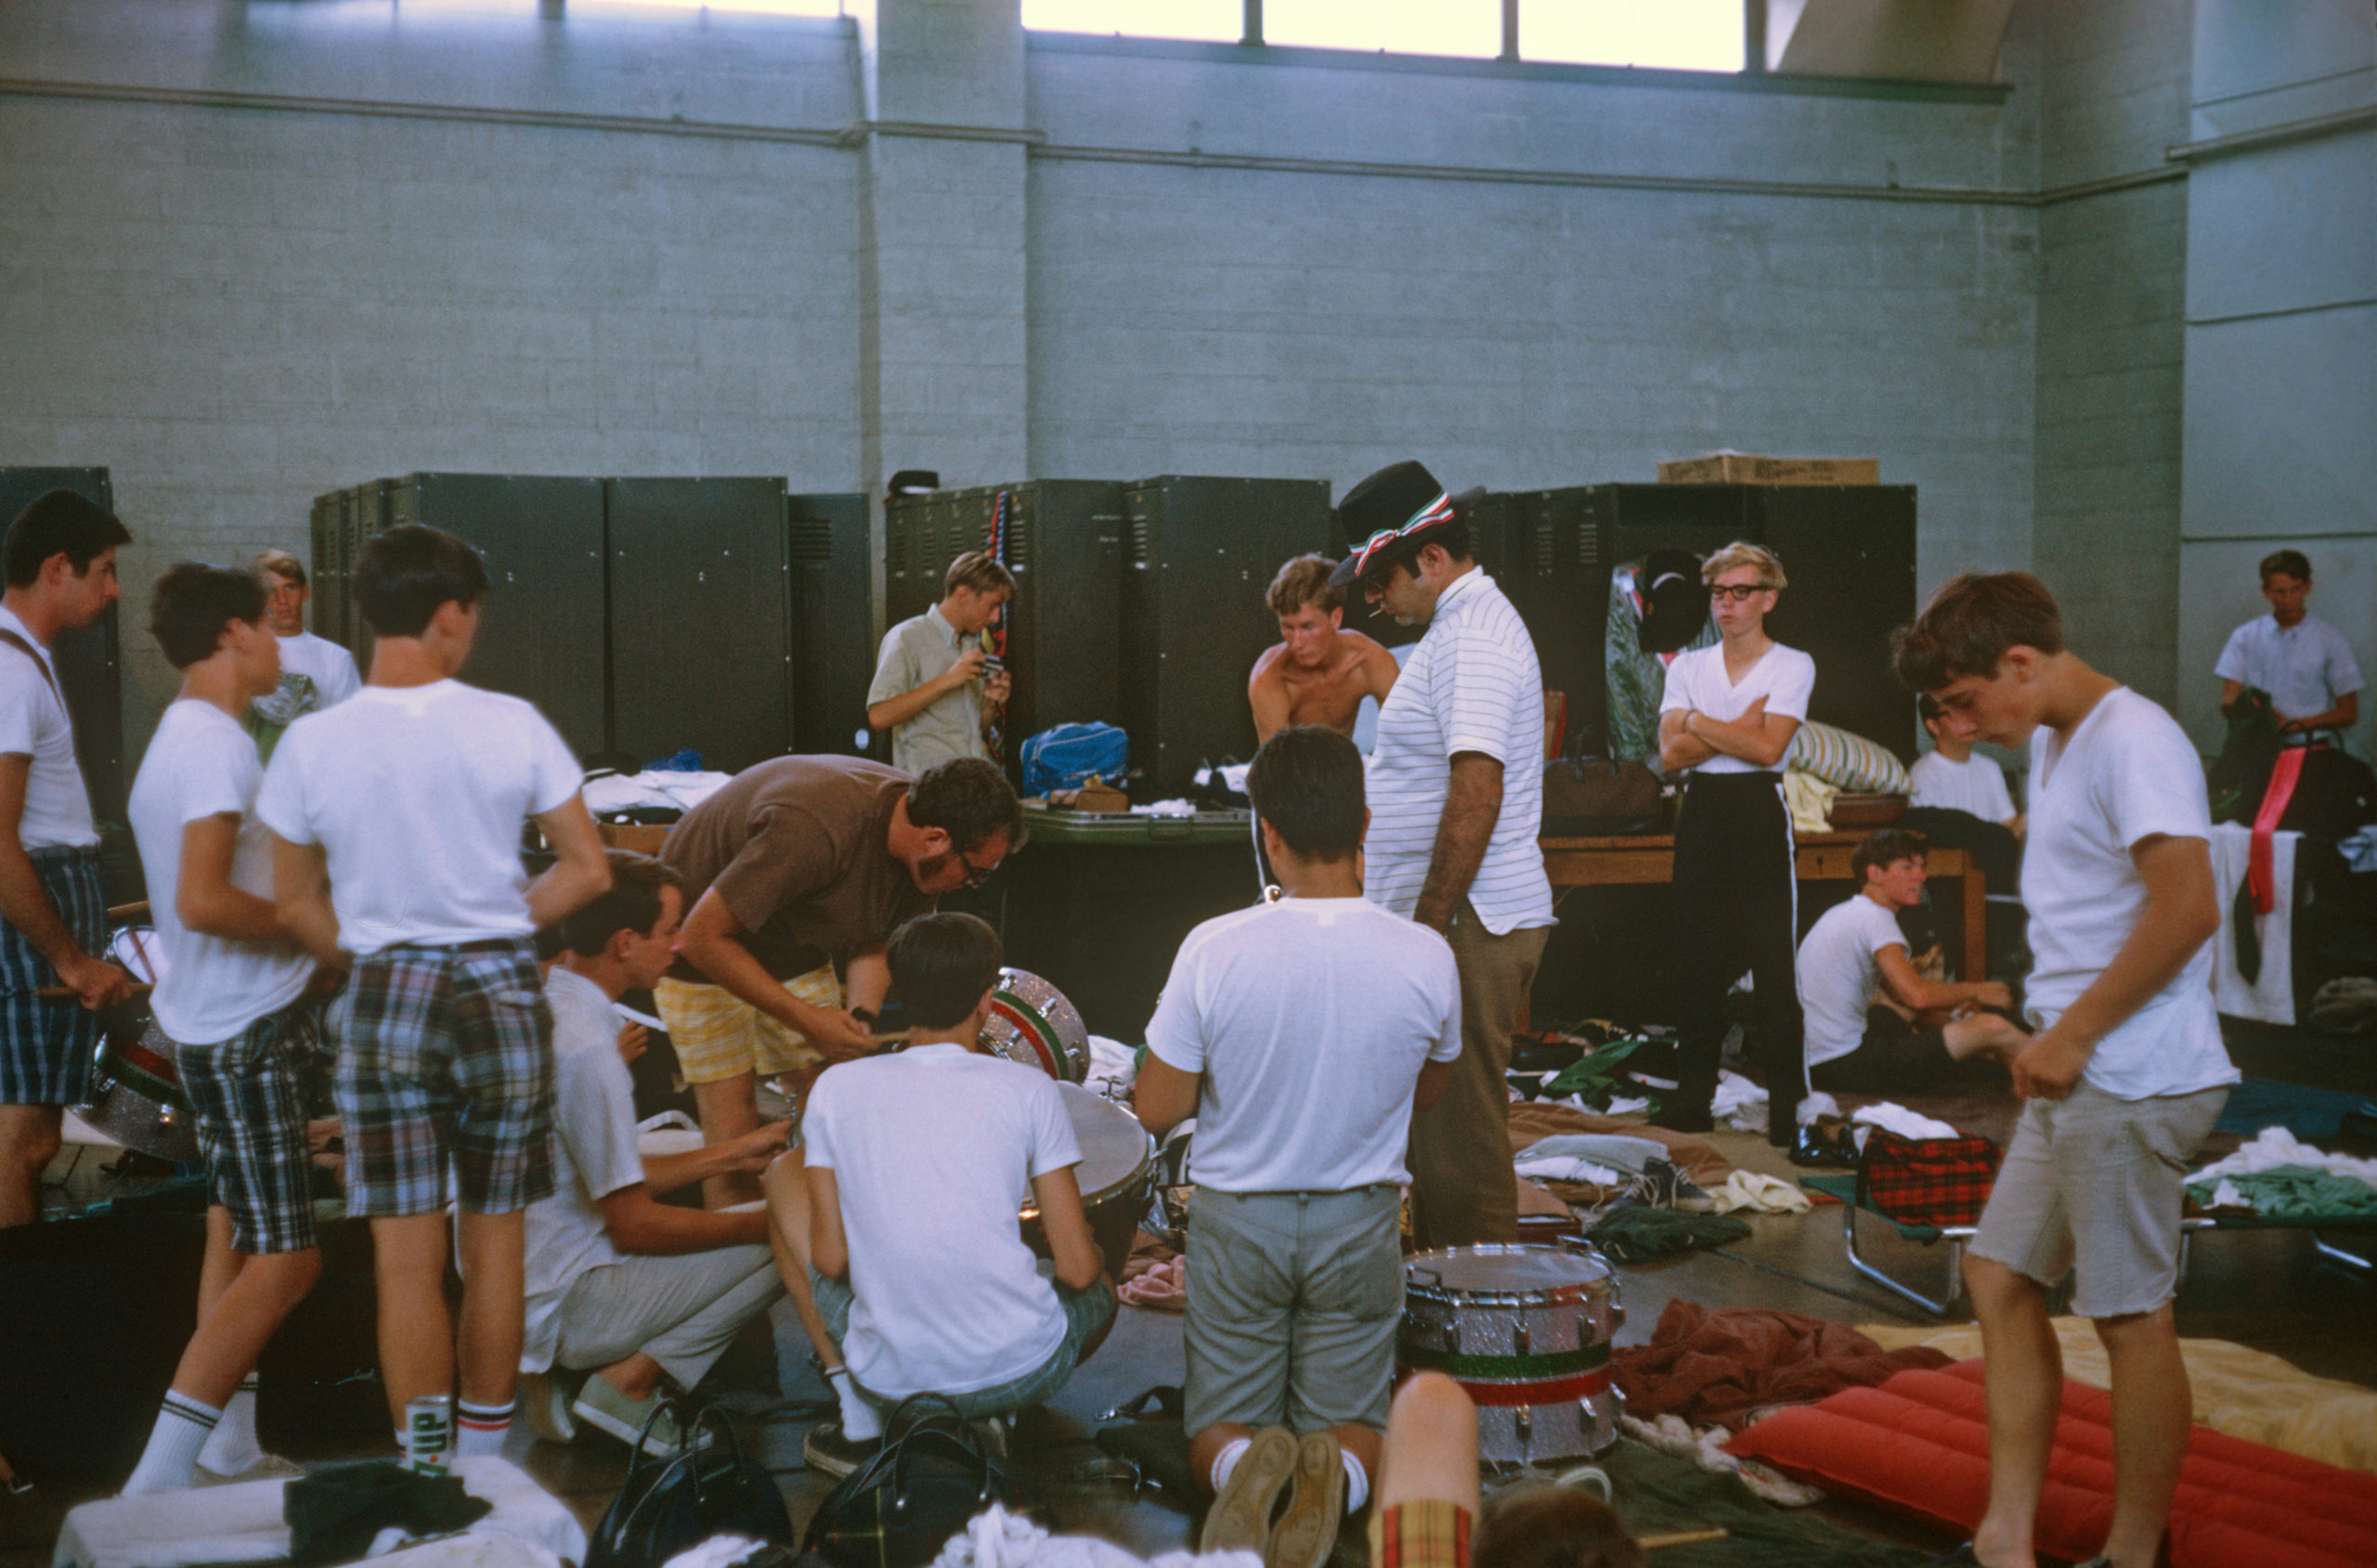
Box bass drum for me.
[1399,1242,1624,1466]
[981,968,1090,1082]
[1020,1082,1153,1280]
[71,927,202,1165]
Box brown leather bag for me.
[1540,757,1663,836]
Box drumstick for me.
[36,983,153,1001]
[107,901,150,920]
[1636,1527,1728,1551]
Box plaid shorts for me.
[331,940,554,1218]
[654,965,841,1085]
[176,997,324,1255]
[1369,1501,1471,1568]
[0,848,106,1107]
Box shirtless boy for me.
[1249,554,1401,743]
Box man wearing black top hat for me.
[1335,461,1553,1250]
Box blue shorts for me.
[0,849,105,1107]
[177,998,324,1255]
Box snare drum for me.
[71,927,202,1164]
[1399,1243,1624,1466]
[1020,1082,1154,1280]
[981,968,1090,1082]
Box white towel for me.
[2207,821,2296,1026]
[1851,1103,1960,1141]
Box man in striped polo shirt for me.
[1333,461,1553,1250]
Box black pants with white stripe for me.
[1670,770,1807,1144]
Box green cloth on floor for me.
[284,1458,492,1564]
[2186,1163,2377,1220]
[1588,1206,1753,1263]
[1589,1439,1933,1567]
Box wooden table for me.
[1539,830,1987,980]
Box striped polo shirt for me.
[1363,567,1553,935]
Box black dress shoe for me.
[1788,1125,1859,1169]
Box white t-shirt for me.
[1908,750,2018,823]
[1146,898,1460,1192]
[127,701,314,1045]
[276,631,362,710]
[522,965,642,1374]
[0,604,97,849]
[1797,893,1906,1069]
[1364,568,1553,934]
[802,1044,1082,1398]
[1658,641,1817,775]
[2214,613,2363,722]
[2022,688,2237,1100]
[256,680,584,953]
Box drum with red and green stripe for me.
[1398,1243,1622,1465]
[981,967,1090,1082]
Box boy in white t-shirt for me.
[1137,726,1460,1568]
[244,549,361,763]
[1909,693,2024,835]
[120,564,325,1494]
[260,524,612,1462]
[1796,828,2026,1099]
[765,912,1115,1478]
[1894,572,2234,1568]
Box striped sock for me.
[455,1398,514,1458]
[123,1391,221,1495]
[198,1375,264,1476]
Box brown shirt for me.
[663,756,932,982]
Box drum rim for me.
[1404,1241,1616,1306]
[1045,1082,1156,1210]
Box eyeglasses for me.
[1708,584,1769,604]
[955,852,999,891]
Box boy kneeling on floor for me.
[1136,725,1461,1568]
[1798,827,2029,1097]
[765,912,1115,1476]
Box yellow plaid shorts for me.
[1368,1500,1469,1568]
[654,965,842,1084]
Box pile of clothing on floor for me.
[2186,1125,2377,1218]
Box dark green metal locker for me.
[1759,486,1919,759]
[1468,487,1614,755]
[787,492,876,756]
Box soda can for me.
[406,1393,453,1475]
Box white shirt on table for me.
[0,603,97,849]
[256,680,583,954]
[1797,893,1905,1069]
[2214,613,2362,722]
[128,700,313,1045]
[801,1043,1081,1399]
[1908,750,2018,823]
[1658,642,1816,776]
[1363,568,1552,935]
[2021,688,2236,1100]
[1147,897,1460,1193]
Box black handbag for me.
[802,1394,1020,1568]
[586,1397,795,1568]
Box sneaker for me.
[1263,1433,1346,1568]
[569,1377,701,1458]
[192,1454,305,1487]
[518,1370,580,1445]
[1200,1426,1297,1555]
[803,1421,882,1480]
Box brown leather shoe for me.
[1201,1427,1298,1554]
[1265,1433,1347,1568]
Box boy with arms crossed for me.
[1893,573,2233,1568]
[1136,726,1460,1568]
[122,564,324,1492]
[262,525,611,1460]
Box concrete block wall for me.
[2027,0,2191,709]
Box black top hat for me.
[1637,548,1709,654]
[1329,460,1461,589]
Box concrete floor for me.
[7,1016,2374,1568]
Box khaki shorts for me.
[1968,1081,2228,1318]
[654,967,841,1085]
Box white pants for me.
[547,1243,783,1391]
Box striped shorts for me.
[654,965,841,1085]
[0,848,106,1107]
[176,997,324,1255]
[331,940,554,1218]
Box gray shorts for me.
[1968,1082,2228,1318]
[1184,1184,1403,1436]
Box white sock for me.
[1341,1450,1370,1512]
[455,1398,513,1458]
[123,1392,221,1495]
[1210,1435,1252,1494]
[197,1378,264,1475]
[828,1369,882,1440]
